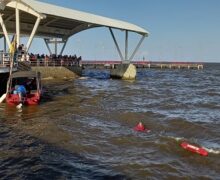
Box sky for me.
[5,0,220,62]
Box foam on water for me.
[204,147,220,154]
[167,135,184,142]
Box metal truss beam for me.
[60,38,68,55]
[44,38,52,55]
[129,35,145,61]
[0,13,10,48]
[109,27,124,61]
[44,38,68,55]
[5,14,15,23]
[125,30,128,61]
[4,21,72,37]
[16,7,20,47]
[26,16,41,52]
[67,23,98,38]
[7,1,45,19]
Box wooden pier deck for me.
[81,61,204,70]
[134,62,203,70]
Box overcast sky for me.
[28,0,220,62]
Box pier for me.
[81,61,204,70]
[0,0,204,96]
[0,0,149,81]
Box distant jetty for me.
[81,61,204,70]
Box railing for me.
[29,57,81,67]
[0,52,18,68]
[1,52,81,69]
[81,60,204,66]
[81,60,204,70]
[81,60,121,65]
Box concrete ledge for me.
[32,66,82,79]
[110,63,136,80]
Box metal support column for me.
[16,7,20,47]
[0,14,11,48]
[125,30,128,61]
[54,38,57,55]
[109,27,124,60]
[129,35,145,61]
[60,39,68,55]
[26,16,41,52]
[4,36,6,52]
[44,39,52,55]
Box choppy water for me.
[0,63,220,179]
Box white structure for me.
[0,0,149,61]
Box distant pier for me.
[81,61,204,70]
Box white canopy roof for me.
[0,0,149,38]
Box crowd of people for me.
[1,42,82,67]
[18,53,82,67]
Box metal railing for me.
[0,52,81,68]
[0,52,18,68]
[29,57,81,67]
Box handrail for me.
[28,57,81,67]
[0,52,18,68]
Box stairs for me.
[17,61,31,71]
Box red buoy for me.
[180,141,208,156]
[134,122,150,132]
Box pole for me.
[60,39,68,55]
[129,35,145,61]
[26,16,41,52]
[0,14,11,48]
[55,38,57,55]
[125,30,128,61]
[44,38,52,55]
[16,7,20,48]
[6,36,16,94]
[4,36,6,52]
[109,27,124,61]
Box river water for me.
[0,63,220,179]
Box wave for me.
[204,147,220,154]
[167,136,184,142]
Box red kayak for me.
[180,141,208,156]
